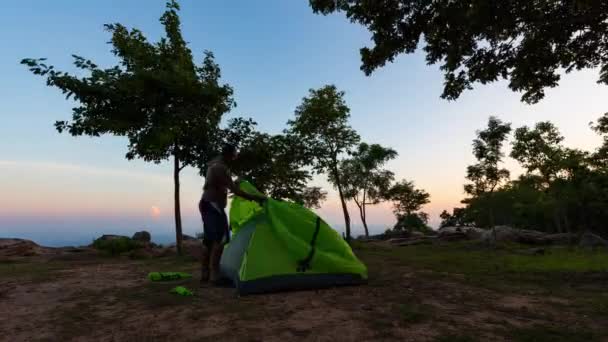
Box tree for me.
[452,114,608,237]
[464,116,512,231]
[204,118,327,208]
[309,0,608,103]
[439,207,470,228]
[388,179,430,232]
[21,1,235,255]
[511,121,565,186]
[300,187,329,209]
[590,113,608,169]
[288,85,360,239]
[335,143,397,237]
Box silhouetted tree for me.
[388,180,430,232]
[457,114,608,237]
[439,208,471,228]
[511,121,565,186]
[590,113,608,168]
[288,85,360,239]
[335,143,397,237]
[211,118,326,207]
[21,1,234,255]
[309,0,608,103]
[464,116,512,235]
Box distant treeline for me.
[441,114,608,237]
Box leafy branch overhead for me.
[310,0,608,103]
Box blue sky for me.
[1,1,606,246]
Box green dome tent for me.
[219,181,367,295]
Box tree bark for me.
[174,153,183,256]
[333,166,351,240]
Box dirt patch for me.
[2,247,607,341]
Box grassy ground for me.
[1,241,607,341]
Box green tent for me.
[220,181,367,295]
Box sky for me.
[1,1,606,246]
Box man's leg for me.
[209,209,229,285]
[199,200,213,285]
[200,241,210,283]
[209,241,224,284]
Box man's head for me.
[221,143,238,162]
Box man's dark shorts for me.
[199,199,229,248]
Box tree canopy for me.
[288,85,360,239]
[212,118,326,208]
[21,0,234,254]
[388,179,430,232]
[335,143,397,237]
[445,113,608,236]
[310,0,608,103]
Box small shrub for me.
[93,237,142,256]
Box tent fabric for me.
[220,181,367,295]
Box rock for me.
[95,234,130,242]
[545,233,577,245]
[395,239,433,247]
[410,231,426,239]
[0,238,41,257]
[132,231,151,243]
[493,226,519,242]
[438,226,486,241]
[438,227,469,242]
[464,227,486,240]
[579,232,608,249]
[384,230,413,240]
[182,234,197,241]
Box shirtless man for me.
[199,143,266,284]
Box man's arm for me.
[226,174,266,204]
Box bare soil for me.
[1,242,607,341]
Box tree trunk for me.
[361,191,369,237]
[361,206,369,238]
[356,201,369,238]
[174,153,183,256]
[553,209,563,234]
[333,166,351,240]
[488,193,497,245]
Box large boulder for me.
[492,226,519,242]
[579,232,608,249]
[132,231,151,243]
[0,238,42,257]
[545,233,577,245]
[437,226,472,241]
[95,234,130,242]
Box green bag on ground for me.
[170,286,194,296]
[148,272,192,281]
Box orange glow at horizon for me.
[150,206,161,219]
